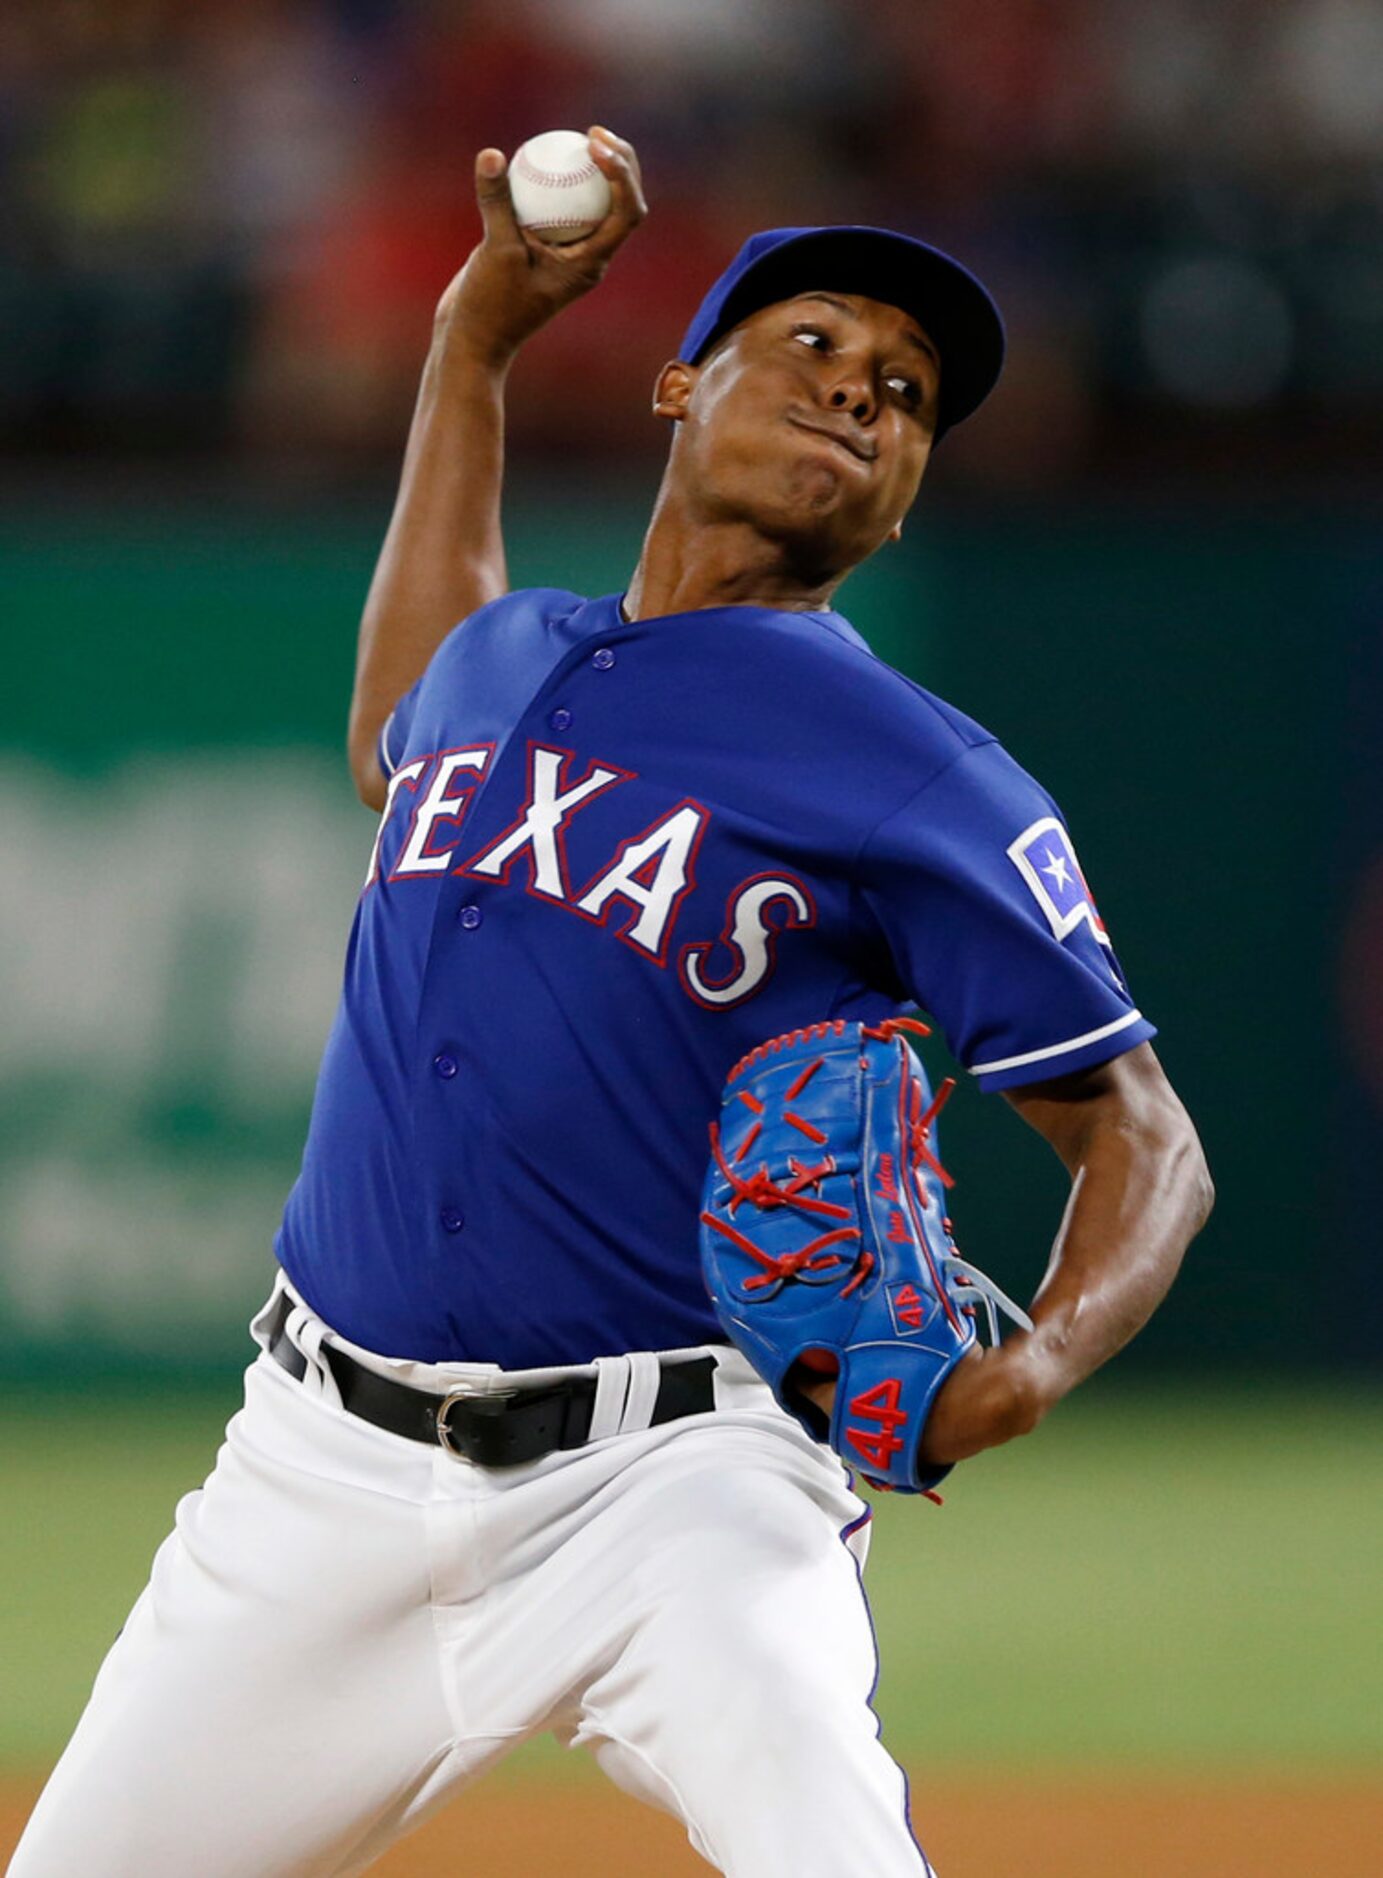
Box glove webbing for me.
[702,1016,951,1308]
[705,1015,1033,1344]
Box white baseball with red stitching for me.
[509,130,611,244]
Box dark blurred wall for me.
[0,488,1375,1376]
[904,502,1372,1370]
[1337,569,1383,1364]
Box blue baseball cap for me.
[678,225,1005,439]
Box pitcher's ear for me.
[887,522,904,544]
[653,360,695,421]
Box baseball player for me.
[10,129,1212,1878]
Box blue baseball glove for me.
[699,1016,1032,1495]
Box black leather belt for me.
[264,1291,718,1467]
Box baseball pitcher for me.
[10,128,1212,1877]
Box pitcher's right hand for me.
[438,128,647,369]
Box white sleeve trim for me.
[378,709,398,777]
[969,1008,1145,1077]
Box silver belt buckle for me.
[435,1386,518,1460]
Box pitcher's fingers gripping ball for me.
[700,1016,1032,1494]
[509,129,614,244]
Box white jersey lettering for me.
[576,802,708,961]
[363,757,428,889]
[680,875,814,1007]
[466,746,624,899]
[392,749,491,877]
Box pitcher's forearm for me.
[348,338,510,803]
[916,1047,1214,1466]
[911,1119,1209,1468]
[1019,1104,1212,1402]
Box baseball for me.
[509,129,612,244]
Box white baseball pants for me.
[9,1285,935,1877]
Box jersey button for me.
[458,904,483,930]
[591,647,616,670]
[433,1053,458,1079]
[439,1208,465,1234]
[549,707,573,732]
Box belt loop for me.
[290,1307,344,1410]
[588,1355,632,1443]
[619,1352,662,1435]
[250,1278,290,1352]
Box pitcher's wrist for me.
[430,318,516,378]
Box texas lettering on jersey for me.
[364,740,813,1010]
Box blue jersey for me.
[276,590,1153,1365]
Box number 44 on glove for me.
[699,1017,1032,1496]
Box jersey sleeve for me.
[372,588,592,783]
[376,676,423,782]
[858,741,1156,1090]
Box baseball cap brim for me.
[678,225,1005,439]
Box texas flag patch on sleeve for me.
[1007,817,1111,947]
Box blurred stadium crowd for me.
[2,0,1381,487]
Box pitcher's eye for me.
[886,373,923,410]
[791,326,831,352]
